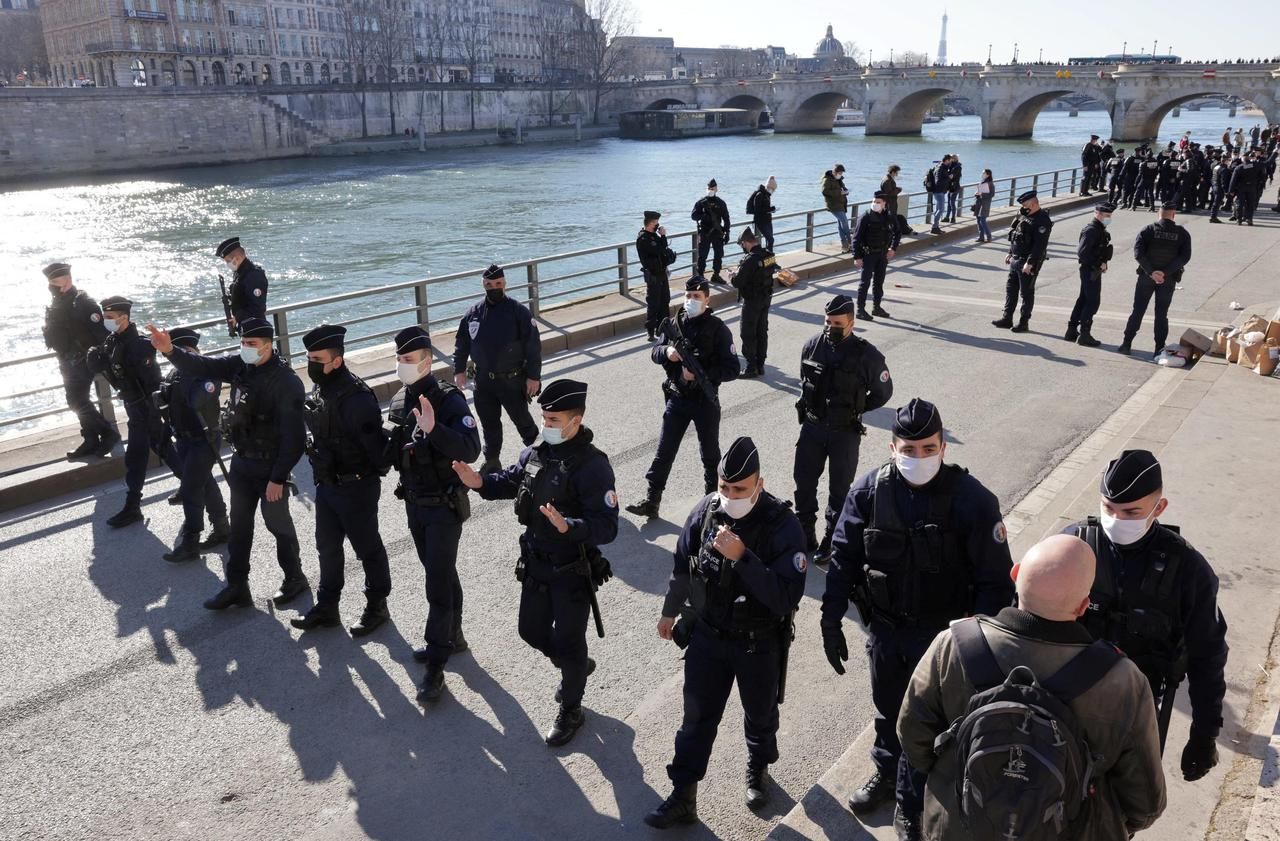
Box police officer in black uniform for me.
[454,379,619,746]
[1120,147,1142,208]
[87,297,180,528]
[453,264,541,474]
[692,179,731,283]
[820,399,1014,841]
[42,263,118,458]
[291,325,393,637]
[1069,450,1227,782]
[215,237,268,333]
[992,190,1053,333]
[729,226,779,378]
[154,327,230,562]
[1065,202,1115,348]
[1136,147,1161,211]
[851,191,900,322]
[388,326,482,703]
[636,211,674,342]
[794,295,893,565]
[150,317,308,610]
[1228,150,1262,225]
[1080,135,1102,196]
[1119,200,1192,357]
[626,277,741,519]
[645,437,807,828]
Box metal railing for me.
[0,165,1087,436]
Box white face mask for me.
[1099,503,1158,546]
[683,298,705,318]
[894,452,942,486]
[239,344,263,365]
[542,419,574,446]
[1100,217,1112,227]
[103,317,122,333]
[872,202,885,213]
[708,189,717,196]
[396,360,424,386]
[718,482,761,520]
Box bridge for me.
[613,63,1280,140]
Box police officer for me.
[1069,450,1227,782]
[1119,148,1142,208]
[1136,147,1161,211]
[1228,150,1262,225]
[820,399,1014,841]
[1080,135,1102,196]
[1106,148,1127,203]
[729,226,779,378]
[1209,152,1231,223]
[992,190,1053,333]
[645,437,806,827]
[215,237,268,332]
[453,264,541,474]
[794,295,893,565]
[150,317,308,610]
[636,211,673,342]
[154,327,230,562]
[291,325,393,637]
[454,379,619,746]
[1066,202,1115,348]
[851,191,900,322]
[87,297,180,528]
[626,277,741,519]
[692,179,731,283]
[41,262,118,458]
[1119,200,1192,357]
[388,326,481,703]
[747,176,777,251]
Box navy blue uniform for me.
[851,209,900,311]
[748,185,776,250]
[453,296,541,463]
[692,194,731,278]
[479,429,619,708]
[388,375,481,665]
[229,259,268,325]
[660,492,806,786]
[636,228,673,336]
[793,333,892,546]
[1001,207,1053,323]
[644,309,741,495]
[159,366,227,537]
[822,462,1014,817]
[1069,218,1113,332]
[729,245,779,371]
[43,286,113,442]
[1228,159,1262,224]
[304,369,391,609]
[1123,219,1192,350]
[166,348,306,585]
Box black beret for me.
[718,436,760,482]
[215,237,242,258]
[483,264,505,280]
[707,178,717,189]
[737,226,758,243]
[1100,450,1162,503]
[825,294,856,316]
[892,398,943,441]
[100,295,132,314]
[644,211,662,222]
[538,378,588,412]
[1161,200,1179,210]
[42,262,71,279]
[239,317,274,339]
[685,276,710,294]
[873,190,887,199]
[395,326,430,354]
[169,327,201,347]
[1096,202,1117,214]
[1017,189,1038,203]
[302,324,346,352]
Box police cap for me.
[737,226,758,244]
[482,264,505,281]
[215,237,243,258]
[644,211,662,222]
[1160,199,1179,210]
[1100,449,1162,503]
[825,294,856,316]
[1096,201,1117,214]
[892,398,943,441]
[302,324,346,353]
[1017,189,1038,204]
[42,262,71,280]
[1090,134,1099,140]
[707,178,717,189]
[395,326,430,354]
[685,276,710,294]
[100,295,132,314]
[169,327,201,348]
[538,378,588,412]
[873,190,888,200]
[718,436,760,482]
[239,317,274,339]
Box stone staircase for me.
[254,95,339,147]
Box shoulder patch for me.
[793,551,808,573]
[253,287,263,297]
[993,522,1008,544]
[1038,226,1048,233]
[604,489,618,508]
[90,313,101,322]
[205,381,216,393]
[879,370,891,383]
[462,415,476,428]
[468,320,480,340]
[729,342,737,356]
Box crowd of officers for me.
[38,156,1235,838]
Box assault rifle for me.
[668,317,718,404]
[218,274,240,338]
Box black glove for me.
[589,552,613,587]
[671,612,693,649]
[822,624,848,676]
[1180,732,1219,781]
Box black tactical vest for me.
[861,213,891,251]
[798,337,869,428]
[1146,224,1182,269]
[220,356,287,460]
[688,494,791,634]
[304,376,377,478]
[389,379,464,491]
[514,441,605,531]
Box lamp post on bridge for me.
[1013,42,1019,64]
[1122,41,1127,62]
[987,44,992,65]
[1153,40,1159,60]
[1038,48,1043,63]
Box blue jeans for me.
[930,191,948,226]
[975,214,992,240]
[946,191,960,219]
[829,210,850,247]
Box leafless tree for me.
[453,2,489,130]
[578,0,636,124]
[0,10,48,83]
[372,0,413,134]
[340,0,378,137]
[418,2,450,131]
[533,8,572,125]
[840,40,865,68]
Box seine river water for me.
[0,107,1251,432]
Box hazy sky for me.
[630,0,1277,64]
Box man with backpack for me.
[926,156,951,235]
[898,533,1167,841]
[747,176,778,251]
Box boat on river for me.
[619,108,759,139]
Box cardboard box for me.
[1257,340,1280,377]
[1225,336,1241,363]
[1180,328,1212,355]
[1266,320,1280,343]
[1239,338,1267,368]
[1209,327,1233,357]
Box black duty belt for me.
[321,472,376,487]
[696,617,779,642]
[481,369,524,381]
[174,430,209,441]
[235,449,275,461]
[404,489,452,506]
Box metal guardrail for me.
[0,165,1086,434]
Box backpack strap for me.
[1042,641,1123,703]
[1076,516,1118,603]
[951,617,1007,691]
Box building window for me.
[227,8,235,24]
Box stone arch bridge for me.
[612,63,1280,141]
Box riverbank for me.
[315,124,619,157]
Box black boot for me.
[1077,325,1102,347]
[199,515,230,549]
[544,704,585,746]
[167,489,183,506]
[162,528,201,563]
[894,805,923,841]
[1117,341,1132,355]
[107,496,143,528]
[857,307,875,322]
[814,531,833,568]
[204,581,252,610]
[291,602,341,630]
[66,435,100,459]
[625,490,661,518]
[1010,319,1030,334]
[416,663,445,705]
[745,759,770,809]
[847,769,894,814]
[350,598,389,637]
[991,315,1014,329]
[871,304,891,318]
[801,520,818,553]
[272,572,309,607]
[451,627,469,654]
[1064,325,1079,342]
[1210,214,1222,223]
[94,428,122,457]
[645,783,699,829]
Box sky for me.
[629,0,1278,65]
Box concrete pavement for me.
[3,200,1278,841]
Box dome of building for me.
[814,24,845,59]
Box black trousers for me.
[1002,258,1039,323]
[792,421,862,540]
[866,623,936,817]
[739,297,771,368]
[754,219,775,251]
[174,436,226,534]
[406,502,463,665]
[1068,266,1103,329]
[315,478,390,606]
[696,233,725,276]
[60,356,113,440]
[225,455,301,585]
[667,622,781,787]
[1121,179,1138,206]
[473,375,537,461]
[1123,272,1178,350]
[1236,189,1258,223]
[123,402,180,501]
[856,252,888,309]
[519,567,591,708]
[643,268,670,335]
[1135,180,1156,208]
[644,393,720,494]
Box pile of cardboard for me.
[1194,305,1280,377]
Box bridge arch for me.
[719,93,770,127]
[772,90,861,133]
[1114,87,1279,141]
[866,87,952,135]
[988,86,1116,139]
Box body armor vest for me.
[514,442,602,536]
[389,380,464,492]
[798,338,868,429]
[861,214,891,251]
[220,357,287,460]
[688,494,790,634]
[305,376,377,479]
[158,369,218,437]
[1145,225,1182,269]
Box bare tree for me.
[453,2,489,131]
[418,2,450,132]
[340,0,379,137]
[533,8,571,126]
[0,10,48,83]
[372,0,413,134]
[897,50,929,68]
[840,40,865,68]
[578,0,636,124]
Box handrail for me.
[0,165,1086,433]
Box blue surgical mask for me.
[103,317,121,333]
[239,344,263,365]
[542,420,574,446]
[683,299,705,318]
[1101,218,1112,227]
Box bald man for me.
[897,535,1166,841]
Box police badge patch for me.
[993,522,1008,544]
[253,288,263,296]
[90,313,101,322]
[468,320,480,340]
[204,382,216,393]
[604,490,618,508]
[793,551,808,573]
[462,416,476,428]
[880,370,891,382]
